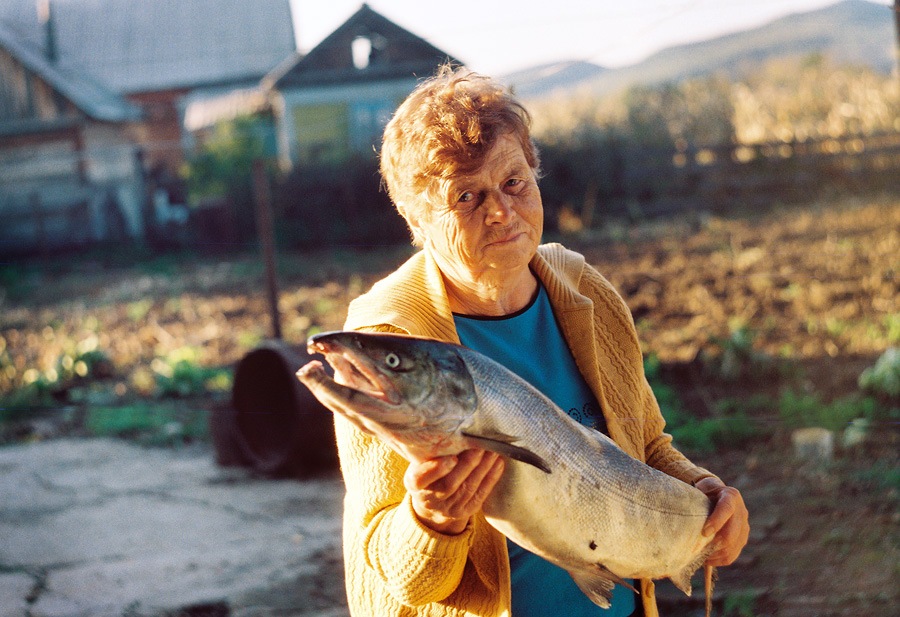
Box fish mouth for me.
[308,338,402,406]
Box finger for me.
[704,504,749,566]
[434,449,487,497]
[448,452,502,508]
[702,488,737,538]
[705,539,740,566]
[469,455,505,508]
[434,454,504,521]
[404,455,458,493]
[462,452,502,492]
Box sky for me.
[288,0,894,75]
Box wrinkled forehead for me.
[431,133,534,201]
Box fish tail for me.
[669,542,715,597]
[704,564,717,617]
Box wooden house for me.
[263,4,461,169]
[0,0,296,254]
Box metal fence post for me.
[252,159,282,340]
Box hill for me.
[505,0,896,99]
[502,60,609,99]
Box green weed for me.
[55,349,114,382]
[0,380,56,420]
[151,348,232,398]
[885,314,900,345]
[858,348,899,398]
[86,402,209,446]
[237,330,264,352]
[778,390,882,432]
[645,355,761,453]
[670,413,759,454]
[126,299,154,322]
[702,325,776,382]
[723,589,758,617]
[852,461,900,493]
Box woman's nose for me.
[483,191,515,225]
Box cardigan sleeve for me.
[334,323,476,606]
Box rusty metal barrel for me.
[213,340,338,478]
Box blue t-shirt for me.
[454,283,636,617]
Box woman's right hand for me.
[404,449,505,535]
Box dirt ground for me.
[1,194,897,616]
[571,196,899,616]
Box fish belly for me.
[467,361,711,581]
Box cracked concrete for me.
[0,439,348,617]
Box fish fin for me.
[670,543,714,596]
[704,565,717,617]
[461,431,551,473]
[462,426,519,443]
[569,564,635,608]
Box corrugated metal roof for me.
[0,20,142,123]
[0,0,296,94]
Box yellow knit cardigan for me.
[337,243,717,617]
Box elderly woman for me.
[335,65,749,617]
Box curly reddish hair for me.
[380,64,541,246]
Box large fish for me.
[296,330,716,611]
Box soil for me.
[1,195,897,616]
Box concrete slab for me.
[0,572,33,617]
[0,438,348,617]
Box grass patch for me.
[151,347,232,398]
[0,263,39,302]
[723,589,759,617]
[0,380,57,420]
[778,390,887,432]
[701,325,780,382]
[86,401,209,446]
[645,355,761,453]
[852,461,900,493]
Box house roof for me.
[0,21,142,125]
[267,4,461,90]
[0,0,297,95]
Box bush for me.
[181,116,273,246]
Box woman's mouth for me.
[486,229,524,246]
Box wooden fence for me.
[543,131,900,225]
[0,144,150,256]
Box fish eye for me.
[385,353,401,369]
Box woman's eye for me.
[385,353,401,369]
[457,191,475,204]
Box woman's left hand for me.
[694,477,750,567]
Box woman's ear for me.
[398,202,426,248]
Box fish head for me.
[296,331,477,461]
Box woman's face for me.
[410,132,543,285]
